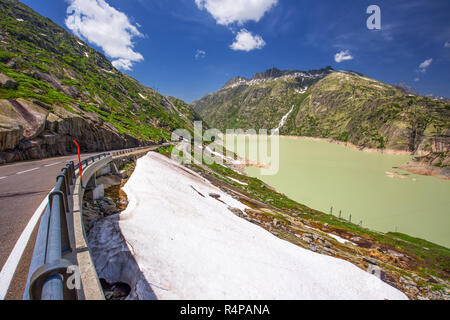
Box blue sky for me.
[20,0,450,102]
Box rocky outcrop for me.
[0,98,145,164]
[0,72,18,89]
[398,151,450,180]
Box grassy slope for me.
[193,76,311,131]
[285,72,450,151]
[0,0,194,143]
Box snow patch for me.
[224,73,325,89]
[101,68,114,74]
[90,152,407,300]
[273,105,295,135]
[295,87,307,95]
[327,233,357,246]
[227,176,248,186]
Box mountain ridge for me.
[192,67,450,154]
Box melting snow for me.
[90,153,407,300]
[327,233,357,246]
[227,176,248,186]
[295,87,307,95]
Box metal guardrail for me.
[25,146,150,300]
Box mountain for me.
[193,66,334,132]
[192,68,450,153]
[393,83,419,96]
[393,83,450,103]
[0,0,198,164]
[424,94,450,104]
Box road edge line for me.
[0,196,49,300]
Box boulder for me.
[0,151,17,163]
[45,113,61,132]
[119,170,128,179]
[363,256,379,265]
[273,219,281,227]
[2,99,49,140]
[62,85,80,99]
[0,72,18,90]
[96,175,122,189]
[35,71,65,92]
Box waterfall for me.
[272,104,295,135]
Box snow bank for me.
[91,152,407,300]
[327,233,357,246]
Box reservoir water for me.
[230,136,450,248]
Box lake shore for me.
[398,162,450,180]
[280,135,450,180]
[281,135,419,156]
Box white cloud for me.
[414,77,420,82]
[230,29,266,51]
[418,58,432,73]
[445,41,450,48]
[195,49,206,60]
[334,50,354,63]
[65,0,143,71]
[195,0,278,26]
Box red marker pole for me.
[73,140,83,184]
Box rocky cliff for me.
[0,0,198,164]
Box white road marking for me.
[0,177,6,180]
[44,162,62,167]
[16,167,39,175]
[0,195,50,299]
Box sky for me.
[20,0,450,103]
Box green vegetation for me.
[193,69,450,153]
[0,0,194,144]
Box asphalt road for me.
[0,152,102,272]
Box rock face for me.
[398,151,450,180]
[0,98,143,164]
[0,72,18,89]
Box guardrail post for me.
[67,162,75,184]
[48,190,71,255]
[29,259,77,300]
